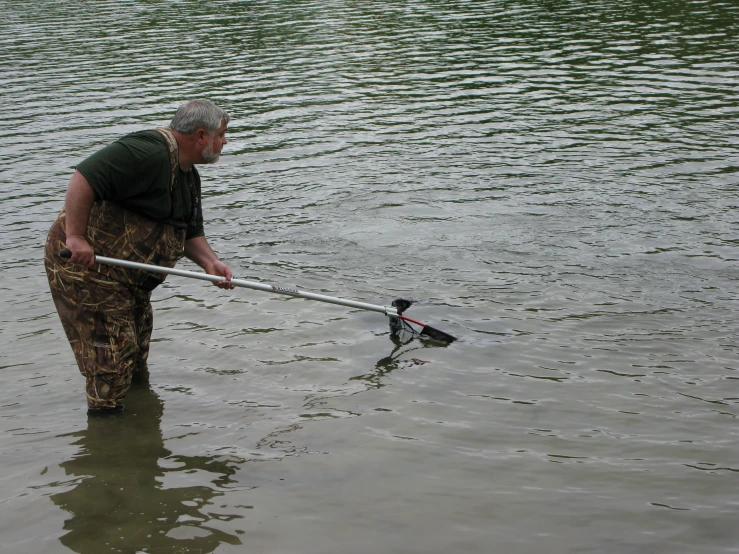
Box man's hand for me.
[185,235,235,290]
[65,234,96,267]
[203,259,235,290]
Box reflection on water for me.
[347,338,434,389]
[51,385,242,554]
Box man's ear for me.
[195,128,208,143]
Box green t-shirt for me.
[76,130,205,239]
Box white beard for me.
[202,142,220,163]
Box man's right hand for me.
[65,234,96,267]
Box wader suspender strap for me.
[154,127,198,228]
[154,128,180,223]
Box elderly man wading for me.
[45,99,234,414]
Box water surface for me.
[1,1,737,553]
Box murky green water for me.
[1,1,737,553]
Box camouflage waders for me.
[45,128,189,412]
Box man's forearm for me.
[65,170,96,238]
[63,170,97,266]
[184,235,220,268]
[184,236,233,288]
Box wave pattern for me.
[1,1,737,553]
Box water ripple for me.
[1,1,738,552]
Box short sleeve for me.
[76,134,169,205]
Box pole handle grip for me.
[60,249,72,259]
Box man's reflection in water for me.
[51,382,242,554]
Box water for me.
[1,1,737,553]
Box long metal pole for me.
[89,254,399,317]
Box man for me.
[45,99,233,414]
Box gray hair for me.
[169,99,230,134]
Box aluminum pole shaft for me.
[92,255,398,317]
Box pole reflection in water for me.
[347,337,431,390]
[51,383,242,554]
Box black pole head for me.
[391,298,413,315]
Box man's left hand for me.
[204,260,235,290]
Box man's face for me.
[201,120,228,163]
